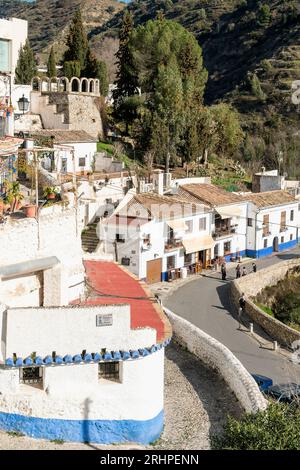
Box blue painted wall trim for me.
[246,239,297,259]
[0,409,164,445]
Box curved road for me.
[165,249,300,384]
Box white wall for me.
[247,201,299,253]
[4,304,156,359]
[164,307,267,413]
[53,142,97,174]
[0,18,28,77]
[0,349,164,422]
[212,202,248,258]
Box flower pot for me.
[24,204,37,218]
[47,193,56,200]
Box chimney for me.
[152,170,164,195]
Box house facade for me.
[0,261,171,444]
[102,193,213,283]
[240,190,299,258]
[32,130,98,175]
[178,184,248,262]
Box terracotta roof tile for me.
[32,130,97,143]
[240,190,296,208]
[179,184,241,206]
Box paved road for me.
[165,248,300,384]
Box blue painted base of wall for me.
[224,250,246,263]
[246,239,297,259]
[0,409,164,445]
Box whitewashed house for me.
[32,130,98,175]
[239,190,299,258]
[0,260,171,444]
[178,184,248,262]
[0,17,31,135]
[102,192,213,283]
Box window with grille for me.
[79,157,86,167]
[98,362,119,381]
[280,211,286,232]
[19,367,43,386]
[263,214,270,237]
[290,210,294,221]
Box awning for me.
[216,205,242,219]
[167,219,188,231]
[183,235,215,254]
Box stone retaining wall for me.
[164,307,267,413]
[231,259,300,348]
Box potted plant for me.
[23,200,37,218]
[5,181,24,212]
[43,186,58,200]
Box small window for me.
[264,239,268,248]
[79,157,86,167]
[167,255,176,270]
[116,233,125,243]
[281,236,284,244]
[224,241,231,254]
[19,367,43,387]
[199,217,206,231]
[247,218,253,227]
[99,362,119,381]
[290,234,293,241]
[186,220,193,233]
[291,210,294,221]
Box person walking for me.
[236,263,241,279]
[221,263,227,280]
[252,262,257,273]
[242,266,247,277]
[238,293,246,317]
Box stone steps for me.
[81,224,99,253]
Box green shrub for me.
[213,403,300,450]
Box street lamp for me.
[17,94,29,114]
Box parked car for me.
[266,383,300,403]
[252,374,273,391]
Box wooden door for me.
[147,258,162,284]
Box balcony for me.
[164,239,183,252]
[212,225,237,239]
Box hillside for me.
[0,0,125,67]
[2,0,300,175]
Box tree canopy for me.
[15,39,37,85]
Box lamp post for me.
[17,94,29,115]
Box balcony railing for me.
[164,239,183,252]
[213,226,237,239]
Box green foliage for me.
[248,73,266,101]
[213,403,300,450]
[257,4,271,28]
[83,47,109,95]
[15,39,37,85]
[210,103,244,157]
[63,9,88,70]
[47,46,56,78]
[63,60,81,80]
[129,19,208,165]
[113,11,140,129]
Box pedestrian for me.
[242,266,247,277]
[252,262,257,273]
[236,263,241,279]
[239,293,246,316]
[214,258,218,272]
[221,263,227,280]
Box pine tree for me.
[113,11,139,108]
[47,46,56,78]
[15,39,37,85]
[63,9,88,74]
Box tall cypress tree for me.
[15,39,37,85]
[84,47,109,96]
[47,46,56,78]
[63,9,88,76]
[113,11,139,106]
